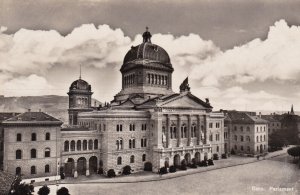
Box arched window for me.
[83,140,87,150]
[70,140,75,151]
[240,126,243,132]
[246,136,250,142]
[16,167,21,175]
[142,154,146,162]
[64,141,69,152]
[117,156,122,165]
[45,164,50,173]
[94,139,98,150]
[45,148,50,157]
[16,150,22,159]
[88,140,93,150]
[31,166,36,174]
[241,136,244,142]
[191,124,196,138]
[17,133,22,142]
[130,155,135,163]
[31,133,36,141]
[170,125,177,139]
[256,136,259,142]
[77,140,81,151]
[45,132,50,140]
[116,140,119,150]
[260,135,262,142]
[129,139,132,149]
[246,126,250,131]
[31,149,37,158]
[263,135,266,141]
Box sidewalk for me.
[40,148,287,186]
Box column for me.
[74,162,78,178]
[177,115,182,147]
[203,115,207,144]
[166,115,171,148]
[196,115,201,145]
[187,115,192,146]
[86,160,90,176]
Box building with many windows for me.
[0,28,225,180]
[224,111,268,156]
[72,29,225,175]
[2,111,63,180]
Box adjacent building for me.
[2,112,63,180]
[224,111,268,156]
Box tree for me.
[38,185,50,195]
[57,187,70,195]
[9,176,32,195]
[107,169,116,178]
[287,146,300,159]
[122,165,132,175]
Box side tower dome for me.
[115,27,174,101]
[67,76,93,125]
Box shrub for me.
[213,153,219,160]
[57,187,70,195]
[221,153,227,159]
[98,167,104,175]
[38,185,50,195]
[144,162,153,171]
[208,159,214,166]
[169,165,176,173]
[107,169,116,178]
[180,159,187,170]
[159,167,168,175]
[122,165,132,175]
[287,146,300,159]
[231,149,236,155]
[200,160,208,167]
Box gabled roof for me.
[225,111,268,124]
[2,111,63,126]
[0,113,20,122]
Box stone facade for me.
[224,111,268,156]
[2,112,62,180]
[0,29,226,180]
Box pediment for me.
[159,94,210,110]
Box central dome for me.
[123,42,171,65]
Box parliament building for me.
[1,29,225,180]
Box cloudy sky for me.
[1,0,300,112]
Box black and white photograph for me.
[0,0,299,194]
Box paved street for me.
[34,153,300,195]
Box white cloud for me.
[2,74,54,96]
[190,19,300,86]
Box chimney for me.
[205,98,210,104]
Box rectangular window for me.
[216,123,220,128]
[17,133,22,142]
[209,123,213,128]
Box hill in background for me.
[0,95,101,124]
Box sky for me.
[1,0,300,112]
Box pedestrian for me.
[256,155,260,160]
